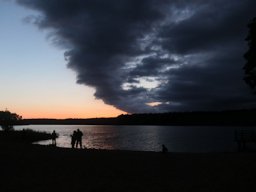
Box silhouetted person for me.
[76,129,83,148]
[162,144,168,154]
[51,130,58,146]
[71,130,77,149]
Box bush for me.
[0,110,22,131]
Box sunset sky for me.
[0,1,124,118]
[1,0,256,119]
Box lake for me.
[15,125,256,152]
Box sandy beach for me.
[1,140,256,192]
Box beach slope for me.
[1,142,256,192]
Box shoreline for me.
[1,141,256,191]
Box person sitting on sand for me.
[76,129,83,148]
[71,130,77,149]
[51,130,58,146]
[162,144,168,154]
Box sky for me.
[0,0,124,118]
[1,0,256,118]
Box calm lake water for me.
[14,125,256,152]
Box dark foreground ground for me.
[1,141,256,192]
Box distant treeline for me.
[21,109,256,126]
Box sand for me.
[1,141,256,192]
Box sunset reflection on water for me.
[15,125,246,152]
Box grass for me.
[0,129,53,144]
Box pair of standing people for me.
[71,129,83,148]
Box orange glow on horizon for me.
[6,99,126,119]
[15,105,126,119]
[2,79,127,119]
[16,106,125,119]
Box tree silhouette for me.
[0,110,22,131]
[244,17,256,91]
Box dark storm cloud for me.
[160,0,254,54]
[128,56,176,77]
[17,0,256,113]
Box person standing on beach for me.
[162,144,168,154]
[51,130,58,146]
[71,130,77,148]
[76,129,83,148]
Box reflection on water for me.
[14,125,255,152]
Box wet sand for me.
[1,141,256,192]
